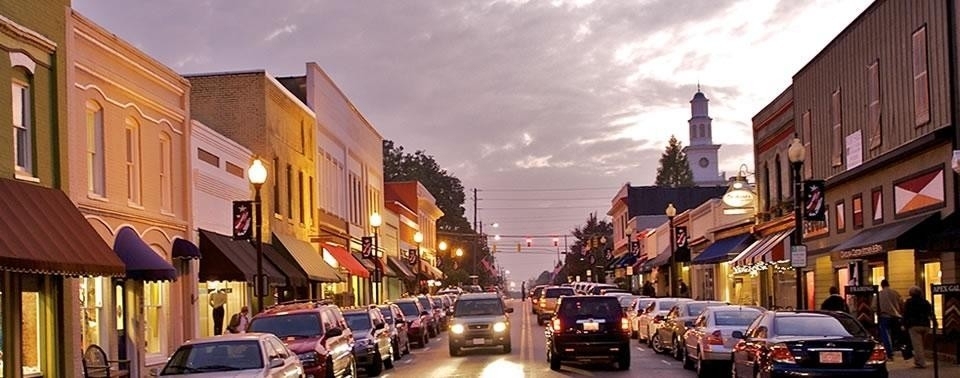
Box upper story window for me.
[830,88,843,167]
[12,81,32,176]
[801,110,813,179]
[286,164,294,219]
[124,118,142,205]
[159,132,173,213]
[867,61,882,149]
[298,170,305,223]
[86,101,105,195]
[273,157,280,216]
[912,25,930,127]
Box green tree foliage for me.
[561,213,613,281]
[654,135,695,187]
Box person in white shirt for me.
[227,306,250,333]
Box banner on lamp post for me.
[675,227,689,249]
[407,249,419,265]
[361,236,373,259]
[804,180,827,221]
[232,201,253,240]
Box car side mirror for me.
[326,327,344,337]
[731,331,744,339]
[505,307,514,313]
[269,357,284,368]
[421,311,430,316]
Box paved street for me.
[366,298,960,378]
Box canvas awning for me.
[273,233,342,282]
[198,229,285,285]
[692,234,754,265]
[113,227,177,281]
[322,243,369,278]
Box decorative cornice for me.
[75,81,185,134]
[79,205,188,233]
[0,14,56,52]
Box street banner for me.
[676,227,689,248]
[361,236,373,259]
[232,201,253,240]
[845,285,878,326]
[407,248,419,265]
[804,180,827,221]
[436,256,444,268]
[630,241,640,256]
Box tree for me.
[562,213,613,281]
[654,135,695,187]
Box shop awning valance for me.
[322,242,370,278]
[198,229,285,285]
[729,231,789,267]
[387,256,416,280]
[692,234,754,265]
[172,238,201,259]
[419,260,445,280]
[274,233,342,282]
[114,227,178,281]
[833,213,936,259]
[0,178,125,276]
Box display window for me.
[80,277,105,350]
[144,282,167,355]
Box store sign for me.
[838,244,883,259]
[790,245,807,268]
[722,188,756,215]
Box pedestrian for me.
[209,288,228,335]
[678,279,689,298]
[226,306,251,334]
[874,279,903,360]
[521,282,526,302]
[821,286,849,312]
[903,286,934,368]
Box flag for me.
[361,236,373,259]
[232,201,253,240]
[804,180,827,221]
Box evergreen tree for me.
[654,135,695,187]
[562,213,613,280]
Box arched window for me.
[12,79,32,175]
[125,117,142,205]
[159,132,173,213]
[762,162,770,213]
[774,155,783,207]
[86,101,105,195]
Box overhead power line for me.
[479,205,609,210]
[481,187,619,192]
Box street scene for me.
[3,0,960,377]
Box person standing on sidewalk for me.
[875,279,903,360]
[902,286,934,368]
[821,286,849,313]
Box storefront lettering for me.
[845,285,878,294]
[838,244,883,259]
[931,284,960,294]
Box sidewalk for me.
[887,354,960,377]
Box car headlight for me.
[451,324,465,334]
[493,322,507,332]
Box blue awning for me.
[172,238,201,259]
[692,234,754,265]
[616,254,637,268]
[114,227,177,281]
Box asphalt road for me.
[366,298,694,378]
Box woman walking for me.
[902,286,935,368]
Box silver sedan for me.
[159,333,304,377]
[680,305,763,378]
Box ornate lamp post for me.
[247,159,268,313]
[665,203,677,297]
[787,137,806,310]
[370,212,382,304]
[414,231,424,294]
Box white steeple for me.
[685,86,723,185]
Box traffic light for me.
[516,243,521,252]
[526,238,532,247]
[553,237,559,247]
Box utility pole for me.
[473,188,479,277]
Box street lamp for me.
[414,231,424,295]
[438,241,448,253]
[665,203,677,297]
[247,159,268,313]
[370,212,382,304]
[788,136,806,310]
[455,247,464,257]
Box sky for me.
[74,0,873,282]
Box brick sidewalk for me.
[887,354,960,377]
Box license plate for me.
[583,322,599,331]
[472,338,485,345]
[819,351,843,364]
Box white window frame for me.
[159,132,173,213]
[86,101,105,196]
[125,118,142,206]
[12,80,32,176]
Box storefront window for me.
[923,262,942,327]
[144,282,166,355]
[837,268,850,296]
[21,278,41,376]
[869,266,885,286]
[80,277,104,350]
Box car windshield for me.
[248,313,322,339]
[417,297,433,309]
[714,311,761,326]
[545,288,575,298]
[655,301,678,311]
[618,296,639,308]
[396,302,420,317]
[378,308,394,323]
[686,303,723,316]
[161,340,263,374]
[774,315,867,337]
[432,298,443,306]
[344,313,372,331]
[559,298,623,319]
[454,299,504,316]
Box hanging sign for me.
[361,237,373,259]
[407,249,419,265]
[804,180,827,221]
[232,201,253,240]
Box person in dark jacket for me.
[821,286,849,312]
[902,286,934,368]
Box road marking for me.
[636,347,646,352]
[661,360,672,366]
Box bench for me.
[81,344,130,378]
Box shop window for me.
[80,277,104,350]
[21,278,42,376]
[869,266,886,286]
[805,271,816,310]
[835,201,846,233]
[923,262,942,327]
[837,268,850,297]
[852,195,863,229]
[144,282,166,355]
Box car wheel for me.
[673,335,684,360]
[549,349,562,371]
[651,333,665,354]
[503,342,512,354]
[384,349,394,370]
[695,351,711,378]
[682,346,694,370]
[368,352,383,376]
[618,349,631,370]
[631,329,638,339]
[536,317,543,326]
[449,343,460,356]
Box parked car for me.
[586,283,619,295]
[536,286,576,325]
[248,301,355,378]
[615,295,643,311]
[415,295,441,337]
[681,305,763,377]
[599,288,631,296]
[626,297,656,339]
[343,308,394,376]
[377,304,411,359]
[529,285,547,312]
[652,300,728,358]
[393,298,430,348]
[448,292,514,356]
[431,295,450,329]
[439,295,455,317]
[731,310,888,378]
[636,298,692,344]
[546,295,631,371]
[158,333,303,377]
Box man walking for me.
[903,286,934,368]
[875,279,902,360]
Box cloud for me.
[264,24,297,42]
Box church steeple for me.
[685,86,722,185]
[689,89,711,145]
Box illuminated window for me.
[923,262,942,326]
[835,201,846,233]
[159,132,173,213]
[144,281,166,355]
[12,81,32,175]
[125,118,142,205]
[86,101,105,195]
[20,277,42,376]
[80,277,104,350]
[852,195,863,229]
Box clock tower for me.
[685,86,723,185]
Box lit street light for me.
[788,136,806,309]
[414,231,424,294]
[370,212,382,304]
[247,159,268,313]
[665,203,677,297]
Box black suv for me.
[546,295,631,371]
[248,300,356,377]
[343,307,394,376]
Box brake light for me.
[653,315,664,323]
[867,344,886,365]
[552,318,561,332]
[769,343,797,364]
[621,317,630,332]
[705,330,724,345]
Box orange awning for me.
[323,243,370,278]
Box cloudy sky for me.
[74,0,872,282]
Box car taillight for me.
[552,318,561,332]
[769,343,797,364]
[539,299,546,307]
[706,330,724,345]
[621,317,630,332]
[653,315,664,323]
[867,344,886,364]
